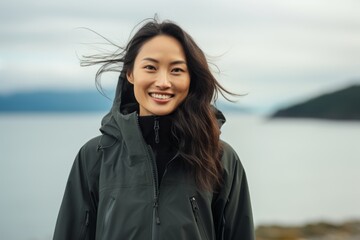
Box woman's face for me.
[127,35,191,116]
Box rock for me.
[255,220,360,240]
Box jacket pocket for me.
[190,196,210,240]
[218,199,229,240]
[219,214,225,240]
[79,210,90,240]
[104,196,116,228]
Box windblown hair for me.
[82,18,236,191]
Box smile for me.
[149,93,174,100]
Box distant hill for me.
[272,85,360,120]
[0,90,113,112]
[214,101,252,114]
[0,90,249,113]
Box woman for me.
[53,18,254,240]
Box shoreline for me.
[256,220,360,240]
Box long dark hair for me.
[82,18,236,191]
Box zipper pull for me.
[153,197,161,224]
[154,117,160,144]
[85,210,90,226]
[190,196,199,222]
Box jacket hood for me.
[100,71,135,133]
[99,72,226,142]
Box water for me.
[1,113,359,240]
[221,114,360,226]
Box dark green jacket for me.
[53,75,254,240]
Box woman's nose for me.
[155,72,171,89]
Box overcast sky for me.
[1,0,360,113]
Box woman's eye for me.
[144,65,156,71]
[172,68,184,73]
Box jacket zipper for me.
[151,116,163,226]
[148,144,160,223]
[190,196,210,240]
[151,150,179,225]
[136,114,160,240]
[152,117,180,223]
[137,115,179,240]
[154,117,160,144]
[190,197,200,222]
[218,199,229,240]
[79,210,90,240]
[153,117,161,224]
[146,144,160,240]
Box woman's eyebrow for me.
[142,57,187,65]
[170,60,187,65]
[142,57,159,63]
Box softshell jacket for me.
[53,74,254,240]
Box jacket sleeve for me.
[53,143,99,240]
[215,142,255,240]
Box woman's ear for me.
[126,71,134,84]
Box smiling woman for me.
[53,17,254,240]
[127,35,191,116]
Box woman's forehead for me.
[135,35,186,62]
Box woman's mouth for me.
[149,93,174,100]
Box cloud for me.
[1,0,360,112]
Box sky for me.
[1,0,360,114]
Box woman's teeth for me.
[150,93,172,99]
